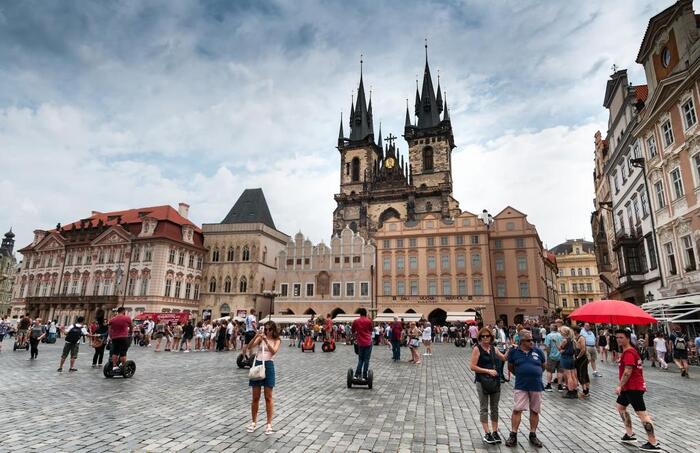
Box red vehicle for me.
[301,334,315,352]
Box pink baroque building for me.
[11,203,206,325]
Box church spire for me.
[405,99,412,127]
[436,70,443,113]
[416,41,441,129]
[338,112,345,147]
[349,55,373,142]
[443,92,450,122]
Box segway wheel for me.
[347,368,353,388]
[103,362,113,378]
[236,354,247,369]
[123,360,136,378]
[330,343,336,352]
[312,344,315,352]
[322,343,328,352]
[367,370,373,390]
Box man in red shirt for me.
[108,307,133,371]
[615,329,660,452]
[325,314,333,341]
[351,308,373,380]
[390,317,403,361]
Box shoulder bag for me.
[248,342,266,381]
[479,346,501,395]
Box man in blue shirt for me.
[543,324,562,392]
[505,330,545,449]
[581,323,602,377]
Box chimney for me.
[178,202,190,219]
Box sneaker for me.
[638,442,661,451]
[491,432,502,444]
[552,378,558,384]
[593,371,602,377]
[505,432,517,448]
[557,384,564,392]
[544,383,553,392]
[482,432,496,444]
[620,433,637,445]
[69,368,78,372]
[423,353,429,356]
[528,433,543,448]
[56,368,62,372]
[563,391,578,399]
[681,369,687,377]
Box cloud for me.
[0,0,668,254]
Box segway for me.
[347,368,373,389]
[237,353,255,369]
[301,334,315,352]
[13,337,29,351]
[103,360,136,378]
[321,337,336,352]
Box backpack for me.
[532,328,542,341]
[65,325,83,344]
[674,335,687,351]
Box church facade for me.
[333,49,460,239]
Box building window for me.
[517,255,527,272]
[640,190,649,217]
[192,283,199,299]
[211,248,219,262]
[471,253,481,268]
[457,279,466,295]
[428,279,437,295]
[562,298,568,308]
[227,247,235,261]
[470,235,479,245]
[396,239,404,248]
[224,277,232,293]
[654,181,666,209]
[455,235,464,245]
[682,98,697,129]
[665,242,677,275]
[646,236,658,270]
[141,278,149,296]
[168,249,175,264]
[306,283,314,297]
[578,268,583,276]
[427,256,436,270]
[383,257,391,271]
[409,238,417,248]
[396,256,404,271]
[423,147,434,171]
[574,298,580,307]
[494,239,503,249]
[177,251,184,266]
[571,268,576,276]
[495,256,504,271]
[410,280,418,295]
[646,135,657,159]
[682,235,697,271]
[209,277,216,293]
[496,282,506,297]
[560,283,566,292]
[456,255,466,268]
[442,279,451,295]
[353,256,361,263]
[174,281,181,298]
[346,282,355,297]
[427,237,435,247]
[383,281,391,295]
[409,256,418,270]
[572,283,578,292]
[586,283,593,292]
[185,282,191,299]
[473,279,483,295]
[280,283,289,297]
[670,168,684,199]
[165,279,172,297]
[331,282,340,297]
[397,280,405,295]
[239,276,247,293]
[440,236,449,246]
[632,197,640,224]
[441,254,449,269]
[383,240,390,248]
[188,254,194,268]
[519,282,529,297]
[290,283,300,297]
[127,278,135,296]
[360,282,369,296]
[585,268,590,276]
[351,157,360,182]
[662,119,674,147]
[242,246,250,261]
[612,171,619,192]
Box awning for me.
[445,311,477,322]
[373,313,423,323]
[260,315,315,324]
[333,314,359,322]
[642,293,700,324]
[215,316,244,323]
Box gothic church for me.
[333,47,461,238]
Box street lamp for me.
[630,157,663,289]
[262,289,279,320]
[115,264,124,308]
[645,291,654,303]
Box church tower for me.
[404,45,455,219]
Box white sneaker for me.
[423,353,429,356]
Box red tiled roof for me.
[633,84,649,102]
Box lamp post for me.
[480,209,496,323]
[115,264,124,308]
[631,157,664,289]
[262,289,279,321]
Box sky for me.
[0,0,669,255]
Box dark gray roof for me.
[551,239,594,255]
[221,188,276,229]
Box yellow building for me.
[552,239,605,315]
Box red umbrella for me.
[569,299,657,325]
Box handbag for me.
[410,338,420,348]
[479,346,501,395]
[248,342,266,381]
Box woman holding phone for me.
[246,321,281,435]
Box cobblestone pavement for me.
[0,340,698,452]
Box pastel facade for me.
[552,240,605,315]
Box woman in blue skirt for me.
[246,321,280,435]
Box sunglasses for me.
[479,335,492,339]
[520,339,533,342]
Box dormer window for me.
[662,47,671,68]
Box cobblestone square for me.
[1,341,698,452]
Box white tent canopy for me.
[445,311,477,322]
[261,315,315,324]
[373,313,423,323]
[333,314,359,323]
[642,293,700,324]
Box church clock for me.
[385,157,396,169]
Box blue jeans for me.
[391,338,401,361]
[355,345,372,378]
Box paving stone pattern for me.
[0,340,698,452]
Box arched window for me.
[262,247,267,264]
[239,276,247,293]
[227,247,235,261]
[209,277,217,292]
[423,147,434,171]
[220,304,230,316]
[242,245,250,261]
[224,276,232,293]
[351,157,360,182]
[349,221,358,232]
[212,248,220,262]
[260,278,265,293]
